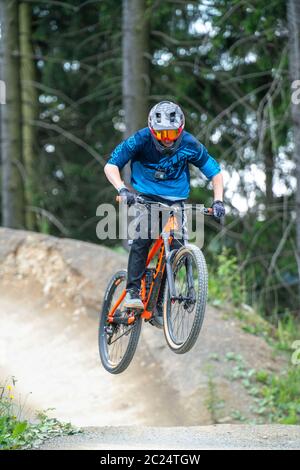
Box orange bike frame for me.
[107,212,179,323]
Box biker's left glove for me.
[212,200,225,222]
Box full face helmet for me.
[148,101,185,154]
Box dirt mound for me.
[0,228,126,316]
[0,228,287,427]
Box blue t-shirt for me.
[107,128,220,200]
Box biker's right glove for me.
[212,200,225,223]
[118,187,136,207]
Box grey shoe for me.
[123,289,144,310]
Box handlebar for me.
[116,194,213,216]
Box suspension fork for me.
[185,256,194,290]
[162,232,177,299]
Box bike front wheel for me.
[98,269,142,374]
[163,244,208,354]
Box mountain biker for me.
[104,101,224,324]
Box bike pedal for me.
[112,309,136,325]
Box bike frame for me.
[107,210,180,323]
[107,197,213,325]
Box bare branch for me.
[32,119,105,166]
[28,206,70,236]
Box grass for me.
[224,352,300,424]
[204,366,224,424]
[208,248,300,425]
[256,368,300,424]
[208,248,245,308]
[0,378,80,450]
[274,314,300,352]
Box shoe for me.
[123,289,144,310]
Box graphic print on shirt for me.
[142,150,190,180]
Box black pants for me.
[126,194,187,293]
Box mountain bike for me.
[98,195,212,374]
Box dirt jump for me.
[0,228,299,449]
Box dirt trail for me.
[0,278,284,427]
[0,290,187,427]
[0,228,298,449]
[39,425,300,450]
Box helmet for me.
[148,101,185,154]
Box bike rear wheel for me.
[99,269,142,374]
[163,244,208,354]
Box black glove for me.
[212,200,225,222]
[118,187,136,207]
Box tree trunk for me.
[0,1,4,189]
[122,0,150,185]
[19,2,38,230]
[288,0,300,304]
[264,137,274,208]
[1,0,25,228]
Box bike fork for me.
[162,233,177,300]
[185,256,194,290]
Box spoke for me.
[109,324,135,345]
[178,308,186,341]
[173,303,182,340]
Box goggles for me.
[151,128,181,142]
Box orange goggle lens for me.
[153,129,180,142]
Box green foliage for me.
[208,242,300,425]
[254,368,300,424]
[208,247,245,306]
[255,370,269,385]
[208,250,299,345]
[233,307,274,339]
[226,354,300,424]
[0,379,80,450]
[204,366,225,424]
[275,314,300,352]
[230,410,247,422]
